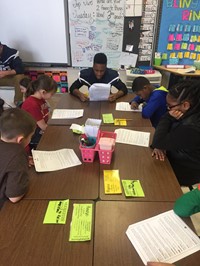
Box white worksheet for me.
[115,128,150,147]
[116,102,142,112]
[32,149,82,172]
[89,83,110,101]
[126,210,200,265]
[51,109,84,119]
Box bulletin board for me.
[122,0,160,67]
[157,0,200,65]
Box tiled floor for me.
[49,67,200,236]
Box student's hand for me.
[79,92,89,102]
[0,71,8,79]
[147,262,175,266]
[152,148,166,161]
[28,156,34,167]
[108,93,118,102]
[131,101,139,110]
[169,109,184,120]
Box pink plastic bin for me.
[79,131,116,164]
[97,131,116,164]
[79,145,96,163]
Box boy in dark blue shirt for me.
[69,53,127,102]
[130,77,168,128]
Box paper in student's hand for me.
[89,83,110,101]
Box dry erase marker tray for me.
[79,131,116,164]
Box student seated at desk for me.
[0,108,36,207]
[0,41,25,104]
[17,76,32,107]
[69,52,128,102]
[21,75,57,149]
[130,77,168,128]
[151,80,200,186]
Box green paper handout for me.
[69,203,93,241]
[122,180,145,197]
[43,199,69,224]
[102,113,114,123]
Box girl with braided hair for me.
[151,80,200,186]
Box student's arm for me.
[6,151,29,203]
[108,90,124,102]
[130,95,144,109]
[151,113,200,150]
[0,69,16,78]
[141,94,163,119]
[69,78,89,102]
[37,119,48,131]
[112,78,128,97]
[9,194,24,203]
[174,187,200,217]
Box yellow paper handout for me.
[103,170,122,194]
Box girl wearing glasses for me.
[151,80,200,186]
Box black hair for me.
[19,77,32,88]
[132,77,150,92]
[0,98,4,116]
[25,74,57,98]
[93,53,107,65]
[0,108,36,139]
[168,80,200,113]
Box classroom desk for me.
[154,65,200,77]
[99,126,183,201]
[94,201,199,266]
[0,200,94,266]
[25,126,99,200]
[48,93,101,125]
[101,94,152,127]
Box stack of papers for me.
[126,210,200,265]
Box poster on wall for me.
[68,0,124,68]
[157,0,200,65]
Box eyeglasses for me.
[167,103,182,110]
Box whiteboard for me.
[68,0,124,68]
[0,0,70,65]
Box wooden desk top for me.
[0,200,94,266]
[101,94,152,127]
[25,126,99,200]
[154,65,200,77]
[48,93,101,125]
[99,126,182,201]
[94,201,199,266]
